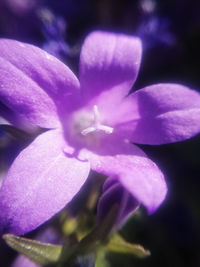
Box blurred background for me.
[0,0,200,266]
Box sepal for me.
[106,234,150,258]
[3,234,62,265]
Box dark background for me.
[0,0,199,266]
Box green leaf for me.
[95,250,110,267]
[59,204,119,265]
[3,234,62,265]
[106,234,150,258]
[82,204,119,244]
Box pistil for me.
[81,105,114,136]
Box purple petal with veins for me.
[97,176,139,227]
[0,31,199,234]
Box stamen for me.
[81,126,96,136]
[93,105,100,127]
[81,105,114,136]
[97,125,113,134]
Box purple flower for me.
[38,8,72,59]
[97,176,139,227]
[137,16,176,49]
[0,31,199,235]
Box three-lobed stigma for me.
[81,105,114,136]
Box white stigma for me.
[81,105,113,136]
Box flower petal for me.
[0,39,80,128]
[97,177,138,227]
[80,138,167,214]
[0,129,90,235]
[115,84,200,144]
[12,256,38,267]
[79,31,142,101]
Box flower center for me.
[67,105,114,147]
[81,105,113,136]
